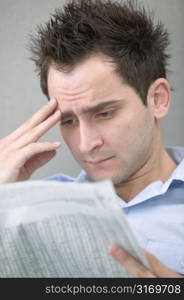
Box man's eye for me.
[97,111,114,118]
[60,119,75,126]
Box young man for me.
[0,0,183,277]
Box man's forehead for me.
[47,55,118,97]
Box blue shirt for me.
[46,146,184,275]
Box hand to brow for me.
[0,98,61,183]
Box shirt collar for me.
[120,146,184,207]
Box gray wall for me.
[0,0,183,179]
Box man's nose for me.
[79,122,103,154]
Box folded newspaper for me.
[0,180,149,277]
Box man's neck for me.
[114,147,177,202]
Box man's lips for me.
[84,156,114,165]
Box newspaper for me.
[0,180,149,278]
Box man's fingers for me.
[19,150,57,179]
[11,141,61,169]
[0,98,61,183]
[8,98,58,141]
[143,250,182,278]
[108,244,156,278]
[21,141,61,160]
[12,110,61,149]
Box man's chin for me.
[87,172,111,182]
[89,172,125,185]
[87,171,120,184]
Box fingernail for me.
[53,110,61,117]
[53,142,61,147]
[108,244,122,255]
[48,98,56,105]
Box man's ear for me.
[147,78,171,120]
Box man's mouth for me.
[84,156,114,165]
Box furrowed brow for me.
[60,111,75,120]
[60,100,122,119]
[82,100,122,114]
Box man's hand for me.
[0,98,61,183]
[108,243,182,278]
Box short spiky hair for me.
[30,0,170,103]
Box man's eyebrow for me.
[61,100,122,119]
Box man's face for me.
[47,55,156,185]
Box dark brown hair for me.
[30,0,170,104]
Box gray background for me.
[0,0,183,180]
